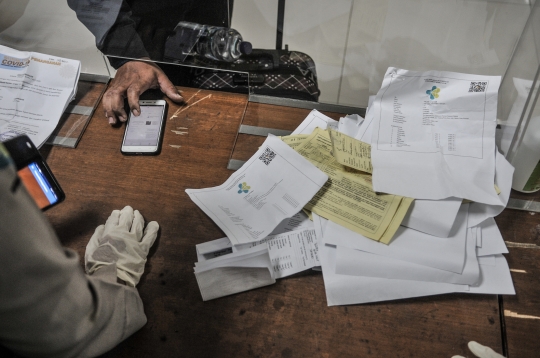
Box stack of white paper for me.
[188,67,516,304]
[309,68,516,305]
[0,45,81,148]
[188,136,327,299]
[194,246,275,301]
[193,224,321,300]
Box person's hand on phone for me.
[103,60,184,125]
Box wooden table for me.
[41,86,525,358]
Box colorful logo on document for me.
[426,86,440,100]
[238,182,251,194]
[0,54,30,71]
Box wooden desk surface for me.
[43,86,509,358]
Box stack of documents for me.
[0,45,81,148]
[187,67,516,305]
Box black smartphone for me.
[121,100,168,155]
[3,135,65,211]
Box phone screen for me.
[18,161,60,209]
[123,105,164,147]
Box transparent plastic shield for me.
[231,0,532,107]
[498,0,540,192]
[2,0,533,105]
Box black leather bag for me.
[190,49,320,102]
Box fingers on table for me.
[103,87,129,124]
[141,221,159,252]
[158,74,184,103]
[118,206,135,231]
[131,210,145,239]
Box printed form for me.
[239,228,320,279]
[0,45,80,147]
[288,128,413,244]
[186,135,328,245]
[371,67,501,205]
[195,227,319,279]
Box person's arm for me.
[67,0,148,60]
[67,0,184,124]
[0,147,150,358]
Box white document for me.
[194,245,271,271]
[236,228,320,279]
[338,114,364,137]
[320,243,469,306]
[0,45,80,147]
[194,246,276,301]
[477,255,496,266]
[476,218,508,256]
[354,105,375,143]
[196,237,232,262]
[324,204,469,273]
[270,211,313,235]
[291,109,337,135]
[401,198,462,237]
[469,255,515,295]
[476,226,482,247]
[468,150,514,227]
[196,227,320,279]
[312,212,328,245]
[186,135,328,245]
[311,212,327,271]
[371,67,501,205]
[334,226,480,285]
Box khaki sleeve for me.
[0,161,146,358]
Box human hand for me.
[452,341,505,358]
[85,206,159,287]
[103,60,184,125]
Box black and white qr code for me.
[469,82,487,93]
[259,147,276,165]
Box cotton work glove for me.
[452,341,505,358]
[85,206,159,287]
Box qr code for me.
[469,82,487,92]
[259,147,276,165]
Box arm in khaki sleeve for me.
[0,157,147,358]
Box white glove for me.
[85,206,159,287]
[452,341,505,358]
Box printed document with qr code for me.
[370,67,501,205]
[186,135,328,245]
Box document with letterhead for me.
[186,135,328,245]
[0,45,80,147]
[370,67,501,205]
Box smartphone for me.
[3,135,65,211]
[121,100,168,155]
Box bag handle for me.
[228,49,281,72]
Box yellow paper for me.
[280,134,309,149]
[328,127,373,173]
[293,128,413,243]
[302,208,313,220]
[463,184,500,205]
[378,197,414,244]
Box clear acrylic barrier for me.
[1,0,539,172]
[233,0,533,108]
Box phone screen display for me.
[18,161,59,209]
[123,105,164,147]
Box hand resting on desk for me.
[452,341,504,358]
[85,206,159,287]
[103,60,184,125]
